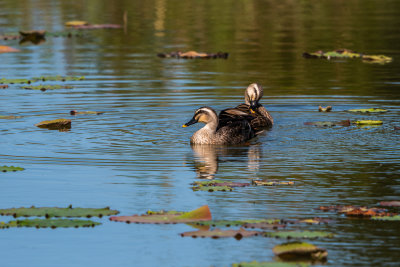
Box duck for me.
[182,106,255,145]
[219,83,273,133]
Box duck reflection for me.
[189,143,262,179]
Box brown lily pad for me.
[318,205,396,217]
[0,85,8,89]
[273,241,327,261]
[180,227,261,240]
[109,205,212,224]
[35,119,71,131]
[157,51,229,59]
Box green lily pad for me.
[35,118,71,130]
[252,180,295,186]
[0,78,31,84]
[180,228,261,239]
[273,241,327,261]
[303,49,392,64]
[23,85,73,91]
[110,205,212,224]
[192,180,249,192]
[0,206,119,218]
[0,165,25,172]
[0,219,100,229]
[371,215,400,221]
[31,75,85,82]
[232,261,310,267]
[348,108,387,113]
[266,231,334,239]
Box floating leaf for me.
[70,110,104,115]
[303,49,392,64]
[0,78,31,84]
[379,201,400,207]
[35,118,71,130]
[110,205,212,224]
[252,180,294,186]
[0,206,118,218]
[19,30,46,44]
[31,75,85,82]
[232,261,310,267]
[192,219,282,228]
[157,51,229,59]
[0,45,20,53]
[318,106,332,112]
[192,180,249,192]
[348,108,387,113]
[65,20,89,27]
[318,205,395,217]
[353,120,383,126]
[0,115,22,119]
[0,219,100,229]
[304,120,351,127]
[371,215,400,221]
[23,85,73,91]
[290,217,333,225]
[180,228,261,240]
[0,85,8,89]
[0,166,25,172]
[273,241,327,261]
[266,231,334,239]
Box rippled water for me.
[1,1,400,266]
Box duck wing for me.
[218,103,254,129]
[216,119,255,144]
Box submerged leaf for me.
[23,85,73,91]
[157,51,229,59]
[192,180,249,192]
[348,108,387,113]
[304,120,351,127]
[266,231,334,239]
[252,180,294,186]
[192,219,282,229]
[70,110,104,115]
[0,219,100,229]
[379,201,400,207]
[35,119,71,130]
[110,205,212,224]
[273,241,327,261]
[71,24,121,29]
[0,166,25,172]
[0,206,118,218]
[180,228,261,239]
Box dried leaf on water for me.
[348,108,387,113]
[157,51,229,59]
[232,261,310,267]
[379,201,400,207]
[252,180,294,186]
[0,85,8,89]
[0,115,22,119]
[318,106,332,112]
[318,205,396,217]
[273,241,328,261]
[180,228,261,240]
[23,85,73,91]
[109,205,212,224]
[265,231,334,239]
[0,206,119,218]
[35,119,71,130]
[303,49,392,64]
[65,21,89,27]
[70,110,104,115]
[304,120,351,127]
[0,45,20,53]
[0,219,100,229]
[65,21,121,29]
[0,166,25,172]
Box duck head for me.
[182,106,218,128]
[244,83,263,113]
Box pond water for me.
[1,0,400,266]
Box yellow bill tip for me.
[182,124,187,128]
[250,109,256,114]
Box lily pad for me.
[362,55,392,64]
[318,106,332,112]
[232,261,310,267]
[379,201,400,207]
[110,205,212,224]
[252,180,294,186]
[0,45,20,53]
[23,85,73,91]
[266,231,334,239]
[0,166,25,172]
[180,228,261,240]
[0,85,8,89]
[192,180,249,192]
[0,115,22,119]
[70,110,104,115]
[353,120,383,125]
[0,219,100,229]
[303,49,392,64]
[157,51,229,59]
[65,20,89,27]
[273,241,327,261]
[318,205,395,217]
[304,120,351,127]
[31,75,85,82]
[0,206,118,218]
[371,215,400,221]
[289,217,333,225]
[348,108,387,113]
[35,119,71,130]
[192,219,282,228]
[0,78,31,84]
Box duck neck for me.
[191,118,219,144]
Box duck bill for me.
[250,101,257,113]
[182,117,198,127]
